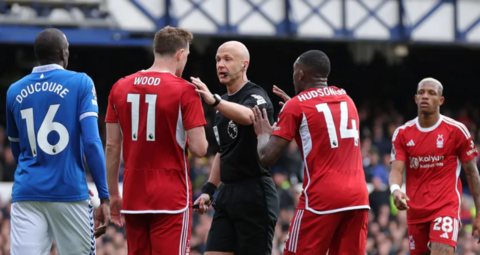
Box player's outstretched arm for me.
[463,158,480,242]
[251,106,289,167]
[389,160,410,210]
[80,116,110,237]
[186,126,208,157]
[105,122,123,227]
[194,153,221,214]
[191,77,253,125]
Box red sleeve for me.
[271,100,301,141]
[181,83,207,130]
[455,125,478,163]
[391,127,407,163]
[105,82,119,123]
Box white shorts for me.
[11,200,96,255]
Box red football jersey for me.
[105,71,206,213]
[391,115,478,224]
[272,86,370,214]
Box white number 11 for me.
[127,94,157,141]
[316,101,359,149]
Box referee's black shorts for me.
[205,176,279,254]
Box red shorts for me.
[408,216,460,255]
[124,210,191,255]
[284,208,368,255]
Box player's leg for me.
[205,185,235,255]
[124,213,152,255]
[232,177,279,255]
[405,222,431,255]
[10,202,53,255]
[428,216,459,255]
[149,210,191,255]
[44,200,96,255]
[327,209,369,255]
[283,209,339,254]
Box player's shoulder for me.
[441,115,471,138]
[392,118,417,141]
[280,96,301,113]
[8,74,32,93]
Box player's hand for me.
[273,85,291,106]
[472,216,480,243]
[191,77,215,105]
[193,193,212,215]
[110,195,123,228]
[251,106,277,136]
[392,190,410,210]
[88,189,94,199]
[94,198,110,238]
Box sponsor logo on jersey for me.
[409,236,415,250]
[409,155,444,169]
[467,140,478,156]
[437,134,444,148]
[407,140,415,146]
[251,94,266,105]
[227,120,238,139]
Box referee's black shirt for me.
[213,81,274,184]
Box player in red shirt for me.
[104,26,208,255]
[389,78,480,255]
[251,50,370,255]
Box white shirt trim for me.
[415,115,443,132]
[32,64,64,73]
[139,70,177,77]
[79,112,98,121]
[121,206,188,214]
[8,137,19,142]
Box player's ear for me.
[175,48,185,60]
[439,96,445,106]
[414,94,418,104]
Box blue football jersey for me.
[6,64,98,202]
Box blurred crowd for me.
[0,102,479,255]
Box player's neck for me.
[39,60,64,68]
[147,59,177,75]
[418,112,441,128]
[226,77,248,95]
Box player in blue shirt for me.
[6,28,110,255]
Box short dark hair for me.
[34,28,68,63]
[153,26,193,57]
[298,50,331,77]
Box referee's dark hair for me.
[34,28,69,66]
[297,50,330,78]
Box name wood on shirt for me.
[298,87,347,102]
[134,77,161,86]
[15,82,69,103]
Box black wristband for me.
[202,182,217,197]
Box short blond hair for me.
[417,77,443,95]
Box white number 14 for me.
[316,101,359,149]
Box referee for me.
[191,41,279,255]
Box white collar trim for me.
[32,64,64,73]
[140,70,177,77]
[415,115,443,132]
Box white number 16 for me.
[316,101,359,149]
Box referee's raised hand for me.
[273,85,291,106]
